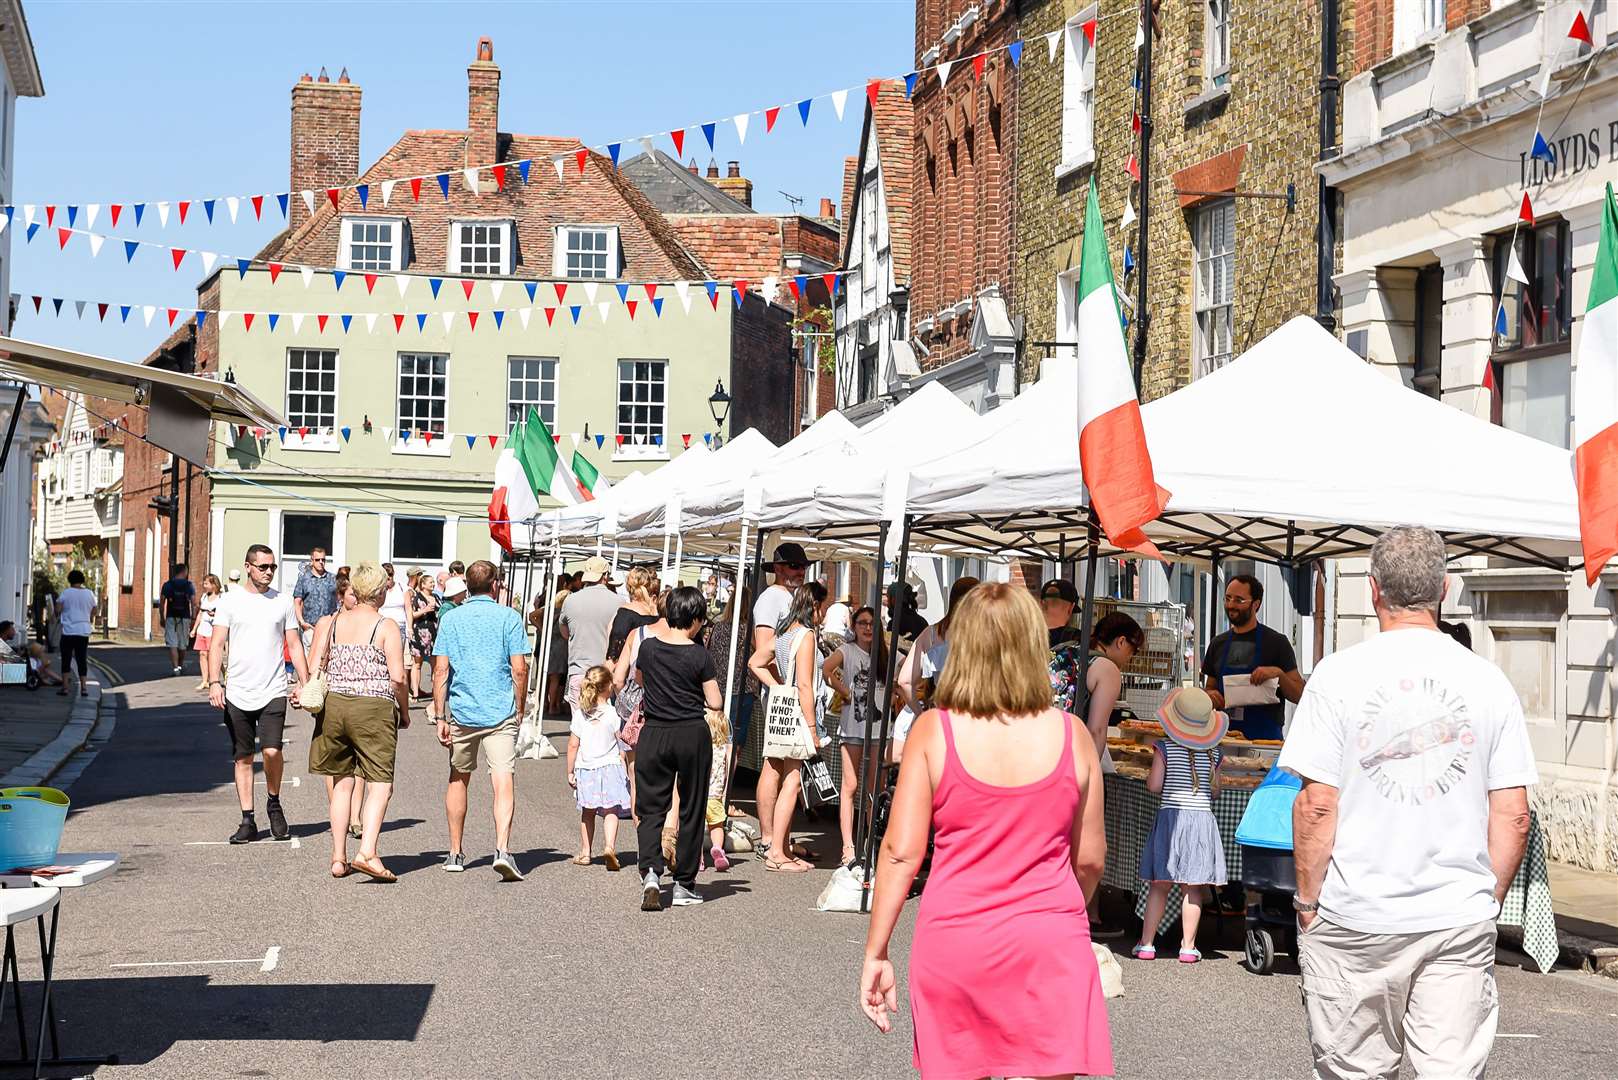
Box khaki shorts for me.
[449,715,518,775]
[705,797,726,829]
[309,692,399,784]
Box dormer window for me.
[449,220,514,275]
[553,225,620,280]
[339,216,407,272]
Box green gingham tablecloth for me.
[1102,775,1559,971]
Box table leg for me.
[33,910,58,1064]
[0,900,118,1073]
[1,926,24,1062]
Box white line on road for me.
[1497,1034,1541,1039]
[183,836,301,848]
[113,945,282,972]
[254,776,301,788]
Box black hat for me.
[772,542,810,568]
[1040,578,1080,605]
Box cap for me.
[581,555,611,581]
[443,578,469,599]
[227,568,242,581]
[406,566,424,579]
[1040,579,1080,605]
[771,542,810,568]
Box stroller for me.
[1233,765,1302,974]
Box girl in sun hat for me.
[1133,686,1229,964]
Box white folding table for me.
[0,853,119,1077]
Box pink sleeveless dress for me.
[909,710,1113,1079]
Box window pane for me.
[397,352,449,435]
[285,348,338,430]
[392,517,445,561]
[282,513,334,557]
[1500,353,1571,448]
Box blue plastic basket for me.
[0,788,70,869]
[1234,766,1301,851]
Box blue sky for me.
[10,0,912,360]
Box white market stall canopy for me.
[898,316,1581,568]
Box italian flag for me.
[1574,182,1618,584]
[488,408,579,553]
[1075,178,1169,556]
[571,450,609,501]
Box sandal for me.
[788,840,815,861]
[348,856,397,883]
[840,845,857,867]
[347,824,363,840]
[330,861,351,879]
[569,853,591,866]
[763,857,810,873]
[603,850,621,872]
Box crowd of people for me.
[188,522,1536,1079]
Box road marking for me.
[112,946,281,972]
[1497,1034,1541,1039]
[184,836,301,849]
[254,776,301,787]
[88,657,123,687]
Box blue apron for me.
[1217,624,1284,741]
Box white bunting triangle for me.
[225,197,239,224]
[394,274,410,298]
[553,157,566,182]
[21,205,35,227]
[87,234,104,258]
[1121,197,1137,228]
[381,179,396,207]
[441,311,455,332]
[1135,20,1145,50]
[157,201,170,227]
[518,307,532,329]
[832,89,849,121]
[1506,246,1530,285]
[598,301,611,323]
[570,432,581,451]
[761,275,780,304]
[583,282,600,304]
[383,426,393,441]
[299,265,315,287]
[85,204,100,230]
[463,168,479,194]
[219,310,232,326]
[490,282,504,303]
[201,251,219,274]
[74,300,85,318]
[364,313,379,333]
[1047,30,1062,63]
[938,59,954,87]
[300,190,316,217]
[639,137,655,156]
[291,313,305,333]
[1539,64,1554,99]
[734,113,750,145]
[142,305,156,327]
[0,216,8,236]
[675,280,692,314]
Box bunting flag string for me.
[208,420,707,458]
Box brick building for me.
[907,0,1023,411]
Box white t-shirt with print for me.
[1277,627,1538,935]
[213,588,296,710]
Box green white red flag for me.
[571,450,609,501]
[1075,178,1169,556]
[1573,182,1618,583]
[488,408,578,553]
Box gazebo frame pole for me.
[861,513,912,913]
[852,519,889,878]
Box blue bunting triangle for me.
[1531,131,1555,163]
[795,274,808,296]
[652,297,664,317]
[518,159,532,184]
[608,143,621,168]
[570,306,582,324]
[66,205,77,227]
[798,98,812,126]
[134,203,146,226]
[1494,304,1508,336]
[4,206,13,226]
[278,426,288,441]
[24,223,37,243]
[417,313,428,331]
[616,283,630,304]
[237,258,251,278]
[595,433,605,449]
[702,122,716,150]
[51,298,62,315]
[333,270,346,291]
[704,280,718,304]
[1123,247,1135,275]
[465,434,475,449]
[437,173,451,199]
[357,184,369,209]
[267,313,279,332]
[341,314,353,333]
[276,193,289,219]
[524,282,537,303]
[119,305,130,323]
[493,310,505,329]
[402,429,411,443]
[203,198,215,223]
[1008,40,1024,68]
[653,434,664,447]
[342,427,352,442]
[123,240,138,261]
[197,310,208,330]
[429,278,443,298]
[703,433,712,446]
[904,73,919,98]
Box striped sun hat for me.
[1156,687,1229,751]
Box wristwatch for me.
[1292,897,1319,913]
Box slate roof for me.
[619,150,756,215]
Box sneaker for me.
[492,850,524,882]
[172,666,182,676]
[1131,944,1157,961]
[672,882,704,907]
[641,870,662,912]
[228,818,258,845]
[442,851,467,873]
[1178,948,1202,964]
[709,845,731,872]
[266,801,289,841]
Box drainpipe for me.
[1317,0,1340,331]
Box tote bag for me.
[761,685,815,760]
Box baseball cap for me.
[772,542,810,568]
[581,555,611,581]
[1040,579,1080,605]
[227,568,242,581]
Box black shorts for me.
[223,698,288,760]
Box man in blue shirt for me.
[432,560,530,881]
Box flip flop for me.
[763,858,810,873]
[330,861,351,878]
[348,856,397,883]
[569,854,591,866]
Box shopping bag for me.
[515,715,545,760]
[761,686,815,760]
[800,754,838,810]
[1093,942,1125,999]
[816,863,868,913]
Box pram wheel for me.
[1243,927,1276,975]
[24,669,40,691]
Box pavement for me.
[5,643,1618,1078]
[0,646,112,787]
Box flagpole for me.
[1131,0,1156,393]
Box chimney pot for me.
[706,159,719,179]
[727,160,740,178]
[337,67,350,85]
[687,159,699,175]
[820,197,836,218]
[299,72,312,83]
[317,66,329,83]
[477,37,494,62]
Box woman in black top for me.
[607,566,660,663]
[630,585,721,912]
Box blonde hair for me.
[934,582,1054,719]
[706,705,730,746]
[202,573,222,595]
[578,665,615,714]
[349,561,388,606]
[625,566,659,604]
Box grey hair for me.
[1370,526,1447,614]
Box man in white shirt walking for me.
[1279,525,1536,1080]
[207,544,309,844]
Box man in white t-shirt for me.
[1278,525,1536,1080]
[207,543,310,845]
[747,542,809,859]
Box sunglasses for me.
[250,562,277,572]
[779,562,809,571]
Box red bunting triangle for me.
[708,287,720,310]
[765,107,781,133]
[393,313,405,331]
[96,303,107,321]
[1132,112,1141,133]
[821,272,838,296]
[626,300,638,319]
[243,313,256,331]
[670,129,685,156]
[867,79,883,109]
[493,164,506,190]
[1126,154,1141,181]
[167,308,178,326]
[682,433,691,448]
[1519,191,1535,223]
[109,204,123,227]
[616,434,625,447]
[467,311,480,330]
[409,177,422,201]
[734,280,750,302]
[1570,9,1593,44]
[326,188,340,210]
[544,307,556,326]
[299,427,309,439]
[461,279,475,300]
[250,195,263,220]
[972,54,986,80]
[253,428,265,439]
[488,434,499,448]
[55,228,70,249]
[787,279,801,301]
[553,282,568,303]
[365,273,379,294]
[317,314,328,333]
[29,296,39,313]
[552,434,561,446]
[171,249,186,270]
[268,262,283,283]
[576,148,589,174]
[1082,18,1097,44]
[44,206,54,226]
[423,431,434,445]
[178,200,190,224]
[644,283,658,300]
[236,425,246,439]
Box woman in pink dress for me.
[860,582,1112,1079]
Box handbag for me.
[299,621,331,713]
[800,753,838,810]
[616,628,648,750]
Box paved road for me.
[8,645,1618,1078]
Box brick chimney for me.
[819,197,836,219]
[715,160,753,208]
[705,159,720,179]
[467,37,500,168]
[289,66,361,232]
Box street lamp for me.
[708,380,732,448]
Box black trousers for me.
[60,635,88,678]
[633,721,713,888]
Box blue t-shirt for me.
[293,569,338,626]
[432,595,528,728]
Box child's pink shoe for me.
[1178,948,1202,964]
[1130,944,1156,960]
[709,845,731,871]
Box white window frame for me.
[121,529,135,587]
[91,448,117,490]
[1394,0,1446,55]
[800,336,819,429]
[1054,267,1081,361]
[389,515,446,566]
[506,356,560,433]
[447,219,514,275]
[552,225,621,280]
[1058,5,1098,177]
[394,352,452,457]
[615,358,669,461]
[1206,0,1231,88]
[283,347,340,451]
[338,216,407,272]
[1193,199,1236,379]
